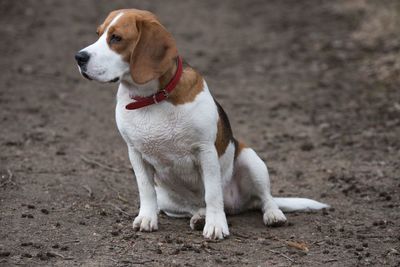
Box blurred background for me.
[1,0,399,266]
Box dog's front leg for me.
[198,145,229,239]
[128,146,158,232]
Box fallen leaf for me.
[287,241,309,252]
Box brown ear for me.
[130,19,177,84]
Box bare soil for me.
[1,0,399,266]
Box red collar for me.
[125,56,183,110]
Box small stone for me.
[171,249,180,255]
[27,204,36,209]
[22,253,32,258]
[323,249,329,254]
[60,246,69,251]
[111,231,120,236]
[21,242,33,247]
[46,252,56,258]
[52,244,59,249]
[0,251,11,257]
[356,247,364,252]
[56,150,66,156]
[32,243,42,249]
[41,208,49,214]
[19,64,34,75]
[300,142,314,151]
[36,252,48,261]
[362,242,368,248]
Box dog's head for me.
[75,9,177,85]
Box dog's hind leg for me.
[234,147,287,226]
[190,208,206,230]
[156,186,192,218]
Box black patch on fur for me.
[214,98,239,158]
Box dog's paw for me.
[190,211,205,231]
[263,208,287,227]
[132,214,158,232]
[203,212,229,240]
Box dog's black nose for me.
[75,51,90,67]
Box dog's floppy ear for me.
[130,19,177,84]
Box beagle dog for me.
[75,9,328,240]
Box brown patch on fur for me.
[129,18,177,84]
[106,12,140,62]
[214,101,235,157]
[97,9,177,84]
[96,10,120,36]
[163,62,204,105]
[215,119,230,157]
[234,140,246,159]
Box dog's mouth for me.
[81,72,93,81]
[80,70,119,83]
[108,77,119,83]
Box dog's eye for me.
[110,34,122,44]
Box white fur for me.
[78,12,329,240]
[273,198,329,212]
[78,12,129,82]
[116,81,230,239]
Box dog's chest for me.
[117,106,192,161]
[115,86,217,169]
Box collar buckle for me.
[160,89,169,98]
[153,94,158,104]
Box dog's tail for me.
[273,197,329,212]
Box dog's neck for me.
[120,60,178,98]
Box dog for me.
[75,9,328,240]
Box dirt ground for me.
[1,0,399,266]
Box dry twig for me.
[61,239,80,244]
[118,192,129,203]
[80,155,121,173]
[268,249,296,263]
[0,169,16,187]
[287,241,309,252]
[108,202,133,217]
[323,259,338,263]
[231,231,251,239]
[48,251,74,260]
[82,185,93,198]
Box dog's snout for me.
[75,51,90,67]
